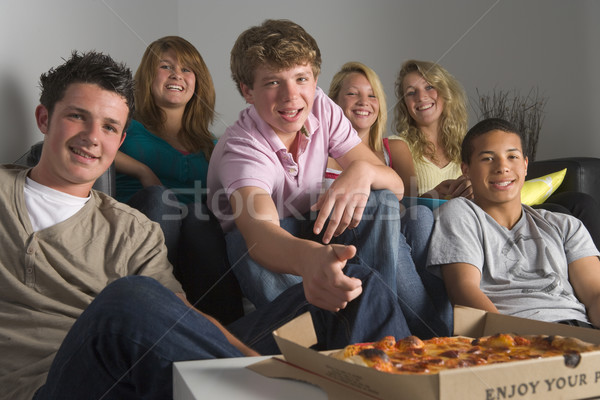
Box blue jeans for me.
[229,264,411,354]
[227,189,452,338]
[178,202,244,324]
[34,267,409,399]
[129,188,245,324]
[34,276,242,400]
[400,204,453,336]
[128,185,183,266]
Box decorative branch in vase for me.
[474,87,547,161]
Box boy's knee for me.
[89,276,188,330]
[104,275,160,291]
[366,190,401,218]
[96,276,167,309]
[370,189,400,206]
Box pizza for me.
[331,333,600,374]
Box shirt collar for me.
[248,103,319,153]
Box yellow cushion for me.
[521,168,567,206]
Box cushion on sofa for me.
[527,157,600,202]
[521,168,566,206]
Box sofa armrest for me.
[14,141,116,196]
[528,157,600,201]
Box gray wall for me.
[2,0,599,163]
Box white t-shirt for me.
[24,177,89,231]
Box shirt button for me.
[26,247,34,254]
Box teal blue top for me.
[116,119,210,204]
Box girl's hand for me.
[447,175,473,199]
[426,175,472,199]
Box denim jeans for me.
[129,187,244,324]
[127,185,183,266]
[34,276,243,400]
[34,266,409,399]
[227,189,452,338]
[400,204,453,336]
[229,263,411,354]
[178,202,244,324]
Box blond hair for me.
[329,62,387,153]
[393,60,467,164]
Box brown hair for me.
[134,36,215,158]
[40,51,134,131]
[230,19,321,96]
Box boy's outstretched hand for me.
[301,244,363,311]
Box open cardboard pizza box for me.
[249,306,600,400]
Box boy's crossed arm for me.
[442,257,600,327]
[230,186,363,311]
[569,256,600,327]
[440,262,499,313]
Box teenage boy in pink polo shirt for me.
[208,19,451,337]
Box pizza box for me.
[248,307,600,400]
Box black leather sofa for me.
[527,157,600,202]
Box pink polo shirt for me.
[207,87,361,232]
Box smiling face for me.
[335,72,379,138]
[151,49,196,110]
[241,63,317,141]
[462,129,528,210]
[32,83,128,197]
[402,71,445,131]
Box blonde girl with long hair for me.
[390,59,472,199]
